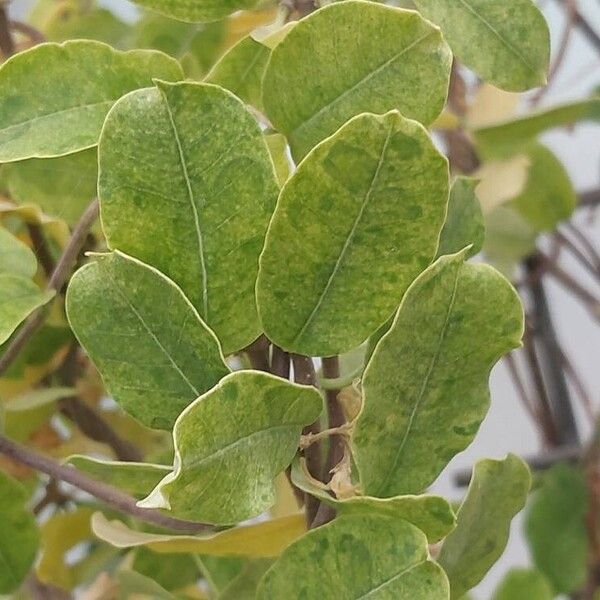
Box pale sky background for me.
[7,0,600,597]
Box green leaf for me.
[413,0,549,91]
[474,98,600,158]
[257,514,449,599]
[0,227,37,278]
[437,177,484,259]
[129,0,259,23]
[92,511,306,557]
[265,132,291,187]
[3,149,98,226]
[525,463,588,594]
[115,570,175,600]
[132,13,225,77]
[352,251,524,497]
[0,40,183,162]
[0,275,54,344]
[262,1,452,160]
[290,458,455,542]
[482,205,537,278]
[98,81,279,354]
[511,144,576,231]
[205,35,270,110]
[257,111,449,356]
[42,0,129,47]
[492,568,554,600]
[65,456,170,499]
[219,559,274,600]
[139,371,323,524]
[66,251,229,430]
[132,548,199,592]
[438,454,531,599]
[0,470,40,594]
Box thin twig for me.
[0,434,210,533]
[564,222,600,273]
[27,223,55,278]
[554,229,600,280]
[503,352,539,423]
[0,199,99,376]
[0,5,15,57]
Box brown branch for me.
[0,5,15,57]
[9,20,46,45]
[244,335,270,372]
[270,344,290,379]
[554,229,600,280]
[291,353,322,526]
[0,199,99,377]
[0,434,210,533]
[564,222,600,273]
[27,223,55,279]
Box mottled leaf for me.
[0,40,183,162]
[511,144,576,231]
[99,81,279,354]
[492,568,553,600]
[413,0,549,91]
[257,514,449,599]
[257,111,448,356]
[139,371,323,523]
[474,98,600,158]
[437,177,484,258]
[264,132,291,187]
[0,227,37,278]
[262,1,452,160]
[3,149,97,225]
[66,251,229,429]
[129,0,259,23]
[0,470,40,594]
[353,251,523,496]
[291,458,455,542]
[92,512,306,557]
[438,454,531,599]
[0,275,54,344]
[65,456,170,499]
[525,463,588,594]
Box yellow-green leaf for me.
[353,251,524,497]
[257,514,449,599]
[438,454,531,599]
[129,0,259,23]
[139,371,323,524]
[98,81,279,354]
[66,251,229,430]
[257,111,449,356]
[0,41,183,162]
[0,227,37,278]
[91,511,306,557]
[290,458,455,542]
[262,1,452,160]
[413,0,549,91]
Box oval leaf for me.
[438,454,531,599]
[92,512,306,557]
[262,1,452,160]
[130,0,259,23]
[291,458,455,542]
[492,568,554,600]
[257,111,449,356]
[139,371,323,524]
[0,275,54,344]
[0,471,40,594]
[352,250,524,497]
[257,514,449,599]
[413,0,549,91]
[99,81,279,354]
[0,227,37,278]
[0,40,183,162]
[66,251,229,430]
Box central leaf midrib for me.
[374,265,460,496]
[455,0,537,73]
[290,30,436,143]
[291,125,393,345]
[160,89,210,320]
[354,560,423,599]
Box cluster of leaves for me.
[0,0,597,598]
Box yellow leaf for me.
[431,110,460,130]
[270,473,301,518]
[474,155,531,214]
[92,512,305,557]
[466,83,521,128]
